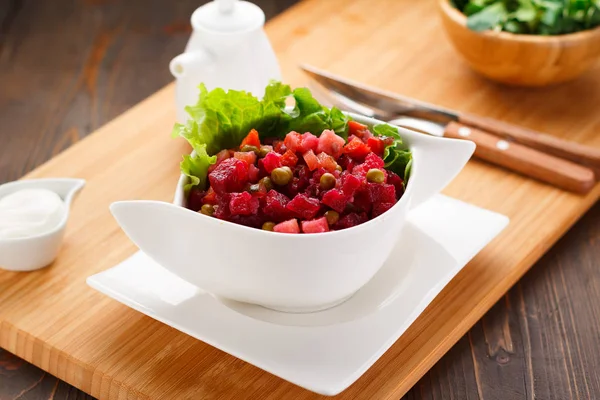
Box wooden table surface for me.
[1,1,599,399]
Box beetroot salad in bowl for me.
[174,81,412,234]
[109,81,474,312]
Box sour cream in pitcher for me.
[0,189,65,239]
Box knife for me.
[301,64,598,194]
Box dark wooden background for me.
[1,0,599,399]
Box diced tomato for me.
[343,137,371,160]
[248,163,260,182]
[281,149,299,168]
[273,140,287,154]
[262,152,282,173]
[316,152,338,172]
[241,129,261,148]
[208,149,231,173]
[299,132,319,153]
[303,150,320,171]
[367,137,386,156]
[317,130,345,159]
[273,218,300,234]
[283,131,302,153]
[202,187,217,205]
[301,217,329,234]
[233,151,257,165]
[348,121,371,140]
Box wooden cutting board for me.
[2,0,600,398]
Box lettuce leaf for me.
[373,123,412,182]
[173,81,350,190]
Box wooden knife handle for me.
[459,113,600,170]
[445,122,596,194]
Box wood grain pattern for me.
[458,112,600,170]
[1,0,600,399]
[438,0,600,87]
[444,121,596,193]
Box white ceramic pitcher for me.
[169,0,281,122]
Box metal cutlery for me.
[301,64,599,193]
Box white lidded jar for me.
[169,0,282,122]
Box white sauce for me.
[0,189,65,239]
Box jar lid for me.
[191,0,265,34]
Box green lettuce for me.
[373,123,412,183]
[173,81,350,191]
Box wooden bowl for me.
[438,0,600,86]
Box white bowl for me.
[110,113,475,312]
[0,178,85,271]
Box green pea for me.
[336,165,343,172]
[324,210,340,225]
[366,168,385,184]
[259,176,274,191]
[271,167,293,186]
[319,173,336,190]
[200,204,215,216]
[262,221,276,231]
[259,146,271,157]
[241,144,259,154]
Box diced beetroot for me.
[241,129,261,148]
[341,173,362,197]
[248,164,260,182]
[234,151,257,165]
[213,193,231,219]
[296,164,311,182]
[337,154,356,172]
[208,149,231,173]
[283,131,302,153]
[262,152,282,173]
[343,137,371,160]
[367,183,396,204]
[364,153,385,169]
[229,192,259,216]
[317,130,345,159]
[273,218,300,234]
[352,187,372,213]
[187,188,205,211]
[281,149,299,168]
[303,150,320,171]
[301,217,329,234]
[335,212,368,230]
[367,137,386,156]
[316,152,338,172]
[372,202,395,217]
[202,187,217,205]
[208,158,249,194]
[263,190,292,222]
[299,132,319,153]
[387,171,404,199]
[229,214,265,229]
[322,189,349,213]
[286,193,321,220]
[273,140,287,154]
[348,121,370,139]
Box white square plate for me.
[87,195,508,396]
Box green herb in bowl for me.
[452,0,600,35]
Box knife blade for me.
[300,64,600,172]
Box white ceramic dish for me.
[88,194,509,395]
[0,178,85,272]
[109,113,475,312]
